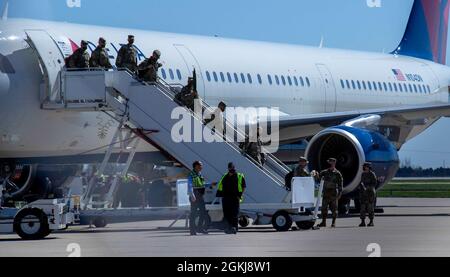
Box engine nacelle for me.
[305,126,399,194]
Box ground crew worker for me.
[359,162,378,227]
[241,127,265,166]
[116,35,138,73]
[216,163,246,234]
[317,158,343,228]
[138,50,162,82]
[66,40,90,69]
[89,37,112,69]
[188,161,209,236]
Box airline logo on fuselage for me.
[392,69,423,82]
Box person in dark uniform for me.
[317,158,343,228]
[115,35,138,73]
[66,40,90,69]
[188,161,209,236]
[216,163,246,234]
[138,50,162,82]
[358,162,378,227]
[89,37,112,69]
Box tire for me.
[271,211,292,232]
[295,221,315,230]
[14,208,50,240]
[238,216,250,228]
[93,217,107,228]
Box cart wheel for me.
[238,216,250,228]
[93,217,107,228]
[295,220,315,230]
[271,211,292,232]
[14,208,50,240]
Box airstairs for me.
[44,69,292,205]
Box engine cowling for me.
[305,126,399,194]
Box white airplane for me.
[0,0,449,210]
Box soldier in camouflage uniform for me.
[317,158,343,228]
[294,156,311,177]
[241,127,264,166]
[115,35,138,73]
[358,162,378,227]
[67,40,90,69]
[138,50,162,83]
[89,37,112,69]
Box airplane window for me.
[368,82,372,90]
[169,69,175,80]
[399,83,403,92]
[403,83,408,92]
[306,77,311,87]
[293,76,298,86]
[213,71,218,82]
[257,74,262,84]
[267,74,273,85]
[422,85,427,93]
[413,84,418,93]
[219,72,225,82]
[176,69,182,80]
[408,84,413,92]
[373,81,378,91]
[378,82,382,91]
[247,73,253,84]
[418,85,423,93]
[299,77,305,87]
[351,80,356,89]
[240,73,246,83]
[383,82,388,91]
[227,72,232,83]
[206,71,211,82]
[281,76,286,86]
[234,73,239,83]
[346,80,351,89]
[275,75,280,85]
[287,76,292,86]
[357,81,361,90]
[393,83,398,92]
[362,81,367,90]
[161,68,167,79]
[388,83,393,91]
[428,85,431,93]
[340,80,345,89]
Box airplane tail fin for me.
[394,0,450,64]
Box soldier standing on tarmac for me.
[317,158,343,228]
[358,162,378,227]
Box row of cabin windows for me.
[340,79,432,94]
[160,68,183,81]
[205,70,311,88]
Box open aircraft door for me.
[173,44,206,98]
[25,30,65,104]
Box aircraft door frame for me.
[25,30,65,104]
[173,44,206,98]
[316,63,337,112]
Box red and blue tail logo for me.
[394,0,450,65]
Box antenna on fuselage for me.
[1,1,8,21]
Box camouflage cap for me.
[298,156,308,162]
[153,49,161,57]
[363,162,372,167]
[99,37,106,43]
[80,40,88,46]
[327,158,337,163]
[128,35,135,39]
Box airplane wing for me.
[271,103,450,149]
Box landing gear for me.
[295,220,315,230]
[238,216,250,228]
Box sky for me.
[1,0,449,168]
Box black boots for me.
[359,219,366,227]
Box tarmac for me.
[1,198,450,257]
